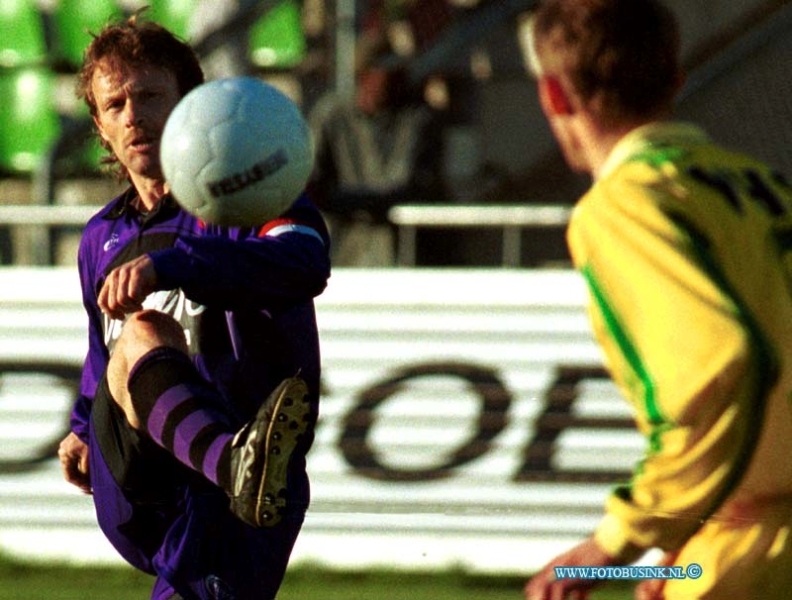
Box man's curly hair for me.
[76,12,204,180]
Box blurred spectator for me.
[308,34,448,265]
[188,0,255,78]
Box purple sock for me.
[127,347,233,489]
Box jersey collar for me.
[598,121,710,180]
[104,186,180,223]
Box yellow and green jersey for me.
[569,122,792,574]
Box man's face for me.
[546,112,590,174]
[536,76,591,175]
[91,60,182,183]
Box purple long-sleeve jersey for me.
[71,187,331,600]
[73,188,330,432]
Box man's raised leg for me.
[106,309,312,527]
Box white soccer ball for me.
[160,76,314,226]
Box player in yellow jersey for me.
[523,1,792,599]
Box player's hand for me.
[524,536,617,600]
[98,254,157,320]
[635,579,665,600]
[634,550,677,600]
[58,432,91,494]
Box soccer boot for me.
[228,376,311,527]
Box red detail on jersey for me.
[257,217,299,238]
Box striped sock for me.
[127,347,234,490]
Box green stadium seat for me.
[249,0,306,69]
[0,68,62,174]
[148,0,197,40]
[52,0,123,70]
[0,0,47,67]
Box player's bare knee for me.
[107,310,188,429]
[106,341,138,428]
[119,310,188,358]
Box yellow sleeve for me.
[569,172,769,562]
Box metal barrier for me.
[0,204,102,226]
[387,204,573,267]
[0,203,104,265]
[0,203,573,267]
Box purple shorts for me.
[88,378,305,600]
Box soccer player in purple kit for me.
[56,14,330,600]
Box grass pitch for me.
[0,555,634,599]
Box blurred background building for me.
[1,0,791,267]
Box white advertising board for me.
[0,267,642,574]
